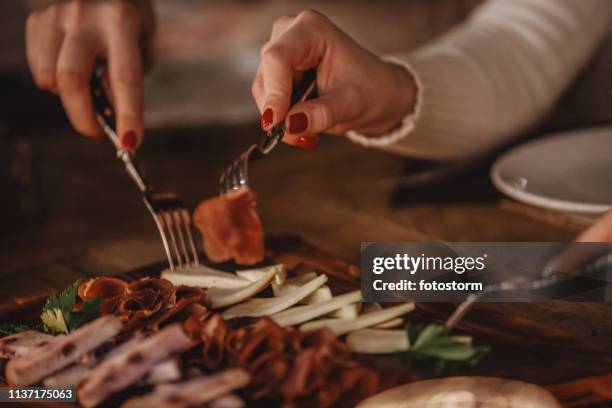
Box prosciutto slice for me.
[79,277,129,314]
[5,316,122,386]
[193,187,264,265]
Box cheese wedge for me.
[162,265,249,289]
[346,329,409,354]
[206,267,277,308]
[300,303,415,336]
[223,275,328,319]
[271,290,362,327]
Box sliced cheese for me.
[302,285,333,304]
[223,275,328,319]
[346,329,409,354]
[272,272,317,297]
[206,267,277,308]
[373,317,404,329]
[362,302,383,313]
[271,290,362,327]
[236,264,286,285]
[328,303,360,319]
[161,265,249,289]
[300,303,415,336]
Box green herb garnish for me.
[40,280,101,334]
[397,323,490,377]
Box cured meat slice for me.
[77,324,193,408]
[121,368,250,408]
[0,331,54,359]
[79,277,129,314]
[193,187,264,265]
[5,316,122,386]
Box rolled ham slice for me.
[77,324,193,408]
[5,316,122,386]
[193,187,264,265]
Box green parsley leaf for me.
[41,308,69,334]
[67,298,101,332]
[397,323,490,377]
[40,279,101,334]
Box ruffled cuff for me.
[345,55,423,147]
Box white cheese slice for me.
[362,302,383,313]
[346,329,409,354]
[235,264,286,285]
[223,275,328,319]
[271,290,362,327]
[301,285,333,304]
[162,265,249,289]
[271,272,317,296]
[328,303,361,319]
[300,303,415,336]
[373,317,404,329]
[206,267,277,308]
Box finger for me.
[26,12,63,93]
[106,27,143,151]
[270,15,295,41]
[259,24,324,130]
[576,211,612,242]
[251,64,265,114]
[56,33,102,139]
[281,132,318,150]
[284,87,358,136]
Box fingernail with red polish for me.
[288,112,308,134]
[296,135,318,150]
[261,108,273,130]
[122,130,137,150]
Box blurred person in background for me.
[25,0,612,241]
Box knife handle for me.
[90,62,121,150]
[90,61,149,193]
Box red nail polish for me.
[261,108,273,130]
[122,130,137,149]
[288,112,308,134]
[296,135,318,150]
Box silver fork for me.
[219,69,317,194]
[90,63,199,271]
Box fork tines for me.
[144,192,199,271]
[219,146,257,195]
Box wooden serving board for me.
[2,235,612,407]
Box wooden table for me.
[4,124,610,406]
[0,123,581,288]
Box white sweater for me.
[347,0,612,161]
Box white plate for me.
[491,127,612,215]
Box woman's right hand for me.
[25,0,155,150]
[252,10,417,149]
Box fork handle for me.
[90,61,150,193]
